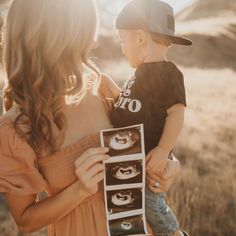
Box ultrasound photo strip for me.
[100,124,145,158]
[100,124,149,236]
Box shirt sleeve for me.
[161,64,187,110]
[0,118,48,195]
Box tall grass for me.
[168,68,236,236]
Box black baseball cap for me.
[116,0,192,46]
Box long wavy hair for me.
[2,0,100,157]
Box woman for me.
[0,0,180,235]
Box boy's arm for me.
[146,103,185,175]
[158,103,185,153]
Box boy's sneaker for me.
[181,231,190,236]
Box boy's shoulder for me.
[135,61,183,85]
[163,61,183,78]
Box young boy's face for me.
[118,30,143,68]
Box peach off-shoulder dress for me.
[0,79,154,236]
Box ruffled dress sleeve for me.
[0,118,48,195]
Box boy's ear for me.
[136,30,147,46]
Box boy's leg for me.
[145,186,179,236]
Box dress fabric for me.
[0,77,154,236]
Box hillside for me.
[167,0,236,70]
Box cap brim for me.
[165,35,192,46]
[169,36,192,46]
[149,32,192,46]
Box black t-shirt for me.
[110,61,187,154]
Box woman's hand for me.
[74,147,109,198]
[146,155,180,193]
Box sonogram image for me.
[107,188,142,214]
[102,127,143,157]
[105,160,143,186]
[109,214,145,236]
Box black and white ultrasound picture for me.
[107,188,142,214]
[102,127,142,157]
[105,160,143,186]
[109,214,145,236]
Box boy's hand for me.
[146,154,181,193]
[146,146,169,176]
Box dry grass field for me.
[160,67,236,236]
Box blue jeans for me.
[145,186,179,236]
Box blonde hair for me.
[2,0,100,157]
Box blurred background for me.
[0,0,236,236]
